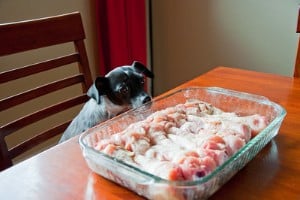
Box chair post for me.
[74,40,93,92]
[0,137,12,171]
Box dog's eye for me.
[119,85,129,95]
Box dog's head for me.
[87,61,154,108]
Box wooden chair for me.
[294,8,300,77]
[0,12,93,170]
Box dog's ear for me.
[132,61,154,78]
[87,77,109,104]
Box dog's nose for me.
[142,96,151,104]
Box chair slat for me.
[9,121,72,159]
[0,74,85,112]
[0,94,88,137]
[0,53,79,83]
[0,13,85,56]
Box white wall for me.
[151,0,300,95]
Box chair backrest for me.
[294,8,300,77]
[0,12,93,170]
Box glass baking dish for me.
[79,87,286,200]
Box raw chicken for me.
[93,100,269,181]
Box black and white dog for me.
[58,61,154,143]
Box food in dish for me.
[92,99,269,181]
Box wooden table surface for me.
[0,66,299,200]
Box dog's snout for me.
[142,96,151,104]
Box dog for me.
[58,61,154,143]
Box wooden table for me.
[0,66,299,200]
